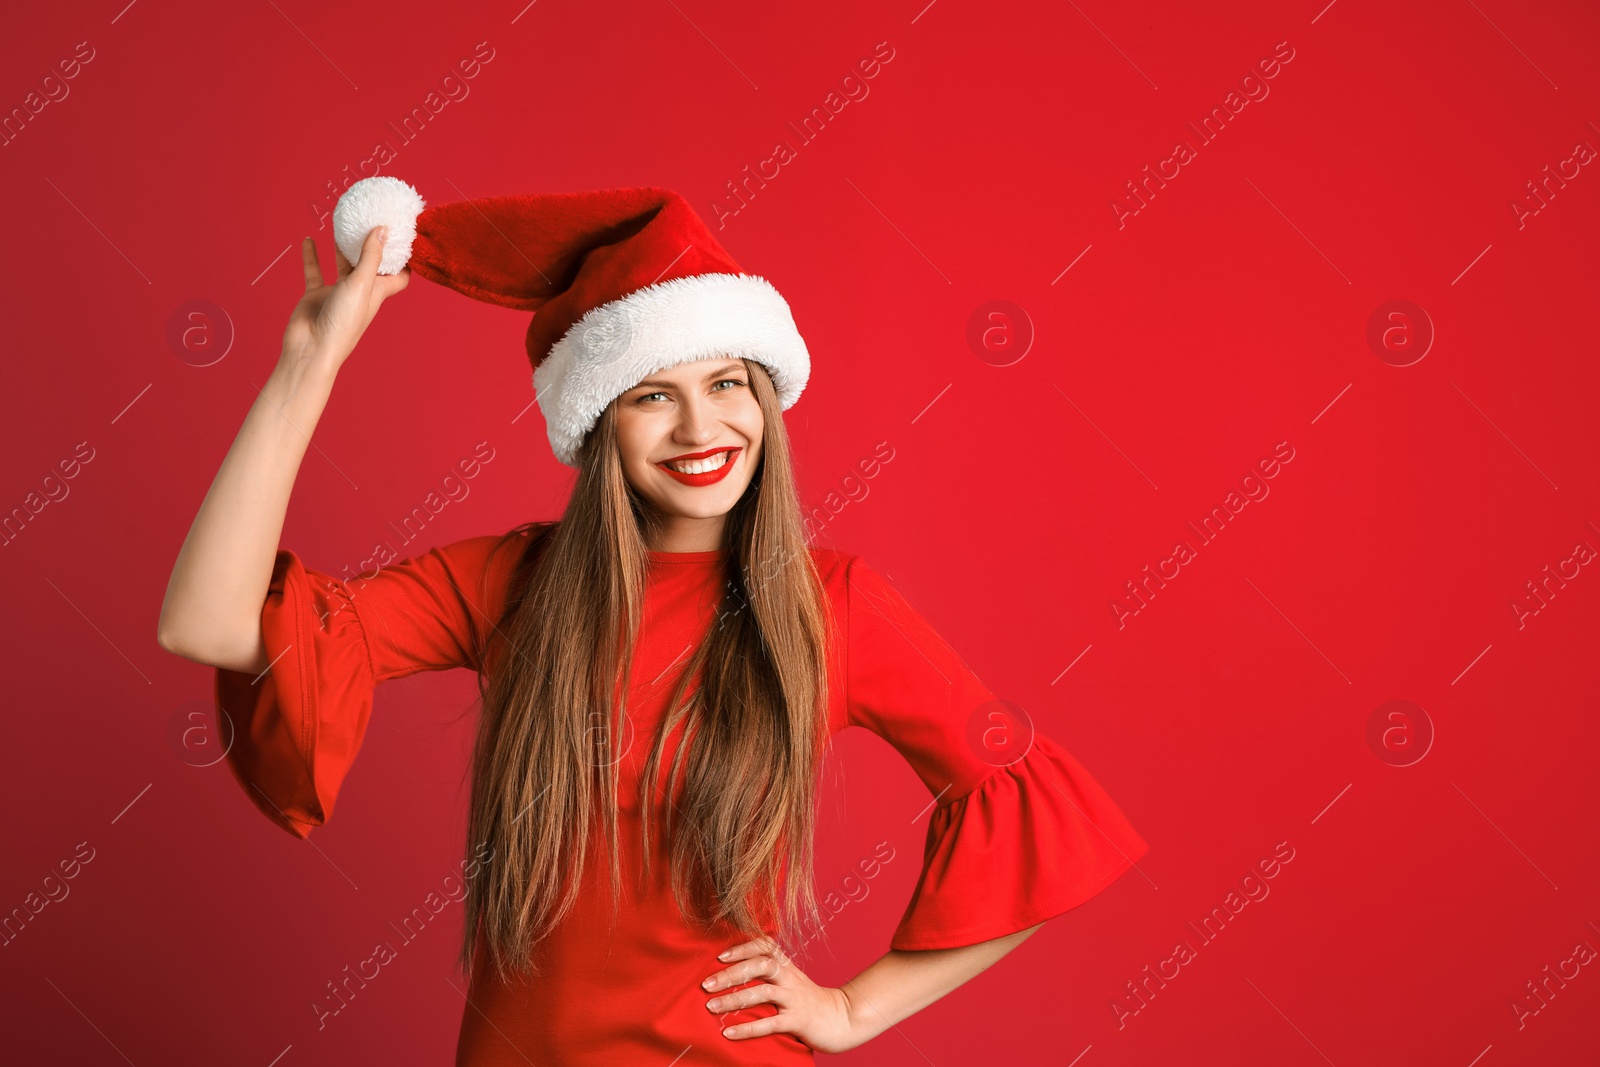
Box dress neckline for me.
[646,549,728,563]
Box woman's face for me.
[614,357,765,542]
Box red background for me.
[2,0,1597,1063]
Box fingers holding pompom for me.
[332,176,425,276]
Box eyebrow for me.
[628,360,746,392]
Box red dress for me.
[216,523,1149,1065]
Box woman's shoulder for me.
[801,544,863,604]
[803,545,881,585]
[804,548,928,622]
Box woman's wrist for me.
[273,341,344,393]
[836,983,888,1049]
[256,344,344,437]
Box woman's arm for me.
[702,923,1045,1053]
[156,226,408,673]
[835,923,1045,1044]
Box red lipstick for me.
[655,446,742,487]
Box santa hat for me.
[331,176,810,467]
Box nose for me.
[672,393,719,443]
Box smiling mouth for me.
[656,447,742,489]
[659,447,732,473]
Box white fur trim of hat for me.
[535,273,809,467]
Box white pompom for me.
[331,176,426,275]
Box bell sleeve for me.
[214,533,519,840]
[844,556,1150,950]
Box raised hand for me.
[281,224,411,370]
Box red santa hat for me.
[330,176,810,467]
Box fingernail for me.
[717,950,731,960]
[377,225,388,240]
[702,978,715,989]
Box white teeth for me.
[665,450,731,474]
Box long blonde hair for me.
[461,358,832,981]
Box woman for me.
[157,183,1149,1065]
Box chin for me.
[660,481,747,514]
